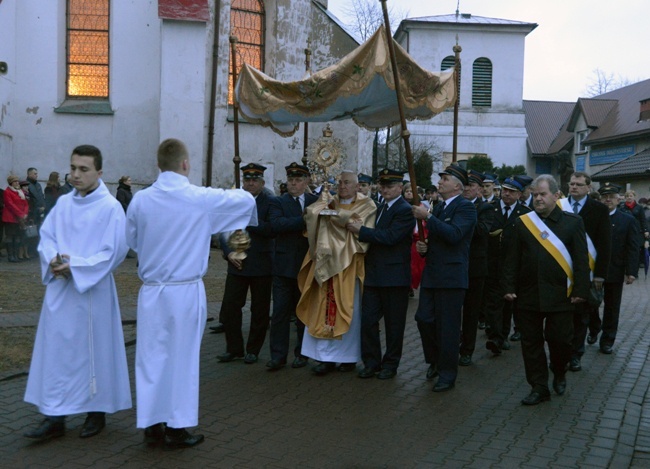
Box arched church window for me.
[229,0,265,105]
[472,58,492,107]
[441,55,460,101]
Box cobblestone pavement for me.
[1,255,650,467]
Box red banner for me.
[158,0,210,22]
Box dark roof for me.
[405,13,537,30]
[567,99,617,131]
[591,147,650,181]
[583,78,650,145]
[523,100,574,156]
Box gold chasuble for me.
[297,192,377,339]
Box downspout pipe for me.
[206,0,221,187]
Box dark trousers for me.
[571,302,595,359]
[518,309,573,394]
[416,288,466,384]
[460,276,485,356]
[220,274,272,356]
[589,282,624,347]
[269,275,305,362]
[360,286,409,371]
[484,276,515,346]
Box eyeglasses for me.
[569,182,587,187]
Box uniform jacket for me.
[570,196,611,279]
[222,189,276,277]
[487,200,531,269]
[358,195,414,287]
[468,198,495,278]
[420,195,477,289]
[606,209,640,282]
[620,201,648,234]
[503,206,591,312]
[269,191,317,278]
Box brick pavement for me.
[1,255,650,467]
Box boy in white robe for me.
[126,138,256,449]
[24,145,131,441]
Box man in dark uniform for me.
[484,177,530,355]
[517,175,534,210]
[412,165,477,392]
[503,175,590,405]
[481,173,499,203]
[346,169,414,380]
[458,170,494,366]
[588,182,639,354]
[561,172,611,372]
[266,163,318,370]
[216,163,275,365]
[357,173,373,198]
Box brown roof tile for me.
[523,100,574,156]
[591,147,650,181]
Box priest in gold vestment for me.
[297,171,377,375]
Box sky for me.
[327,0,650,103]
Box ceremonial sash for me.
[520,211,574,297]
[557,198,596,278]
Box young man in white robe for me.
[24,145,131,441]
[126,138,256,449]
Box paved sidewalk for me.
[2,257,650,467]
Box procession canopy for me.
[235,25,456,137]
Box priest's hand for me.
[50,254,71,279]
[227,252,243,270]
[570,296,586,304]
[346,220,362,234]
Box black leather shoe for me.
[569,357,582,372]
[587,332,599,345]
[164,427,204,450]
[521,391,551,406]
[478,322,486,330]
[510,331,521,341]
[358,367,379,379]
[312,362,336,375]
[266,359,286,371]
[24,418,65,441]
[426,364,439,380]
[553,374,567,396]
[291,356,308,368]
[377,368,397,380]
[144,423,166,446]
[79,412,105,438]
[209,323,225,334]
[217,352,243,363]
[486,340,502,355]
[433,381,455,393]
[244,353,258,364]
[458,355,472,366]
[337,363,357,372]
[600,345,613,354]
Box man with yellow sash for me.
[503,175,590,406]
[297,171,377,375]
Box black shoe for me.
[24,418,65,441]
[600,345,613,354]
[266,359,286,371]
[509,331,521,341]
[458,355,472,367]
[486,340,502,355]
[164,427,204,449]
[79,412,105,438]
[587,332,599,345]
[426,364,439,380]
[358,367,379,379]
[244,353,258,364]
[521,390,551,406]
[291,356,308,369]
[478,322,486,330]
[312,362,336,376]
[501,340,511,351]
[337,362,357,372]
[377,368,397,380]
[433,381,455,393]
[553,374,567,396]
[144,423,166,446]
[209,323,225,334]
[569,357,582,372]
[217,352,243,363]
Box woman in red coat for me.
[3,175,29,262]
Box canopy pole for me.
[380,0,423,236]
[230,36,242,188]
[452,41,462,163]
[302,38,312,165]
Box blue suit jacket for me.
[420,195,477,289]
[269,192,318,278]
[221,189,276,277]
[359,196,414,287]
[606,209,640,282]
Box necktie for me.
[503,204,510,222]
[295,196,302,211]
[376,203,386,225]
[573,201,580,214]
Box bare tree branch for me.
[584,68,632,97]
[340,0,409,41]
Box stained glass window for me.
[229,0,265,105]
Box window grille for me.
[441,55,460,102]
[67,0,110,98]
[472,58,492,107]
[229,0,265,105]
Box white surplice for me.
[24,180,131,416]
[126,171,256,429]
